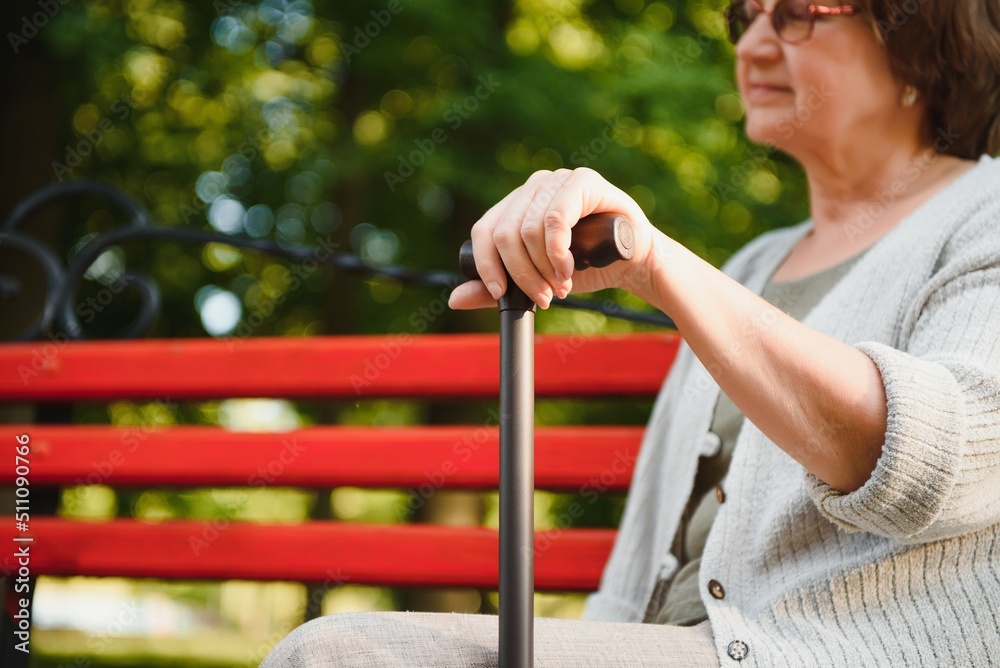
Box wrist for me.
[624,230,685,310]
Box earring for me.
[901,84,918,108]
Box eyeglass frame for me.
[725,0,858,45]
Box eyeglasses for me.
[725,0,857,44]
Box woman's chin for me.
[743,114,791,151]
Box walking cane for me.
[459,212,634,668]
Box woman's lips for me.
[745,83,794,103]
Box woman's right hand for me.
[448,168,659,310]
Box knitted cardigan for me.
[583,154,1000,666]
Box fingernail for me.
[486,281,502,300]
[536,292,551,309]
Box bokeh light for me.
[195,285,243,335]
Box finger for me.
[470,220,506,301]
[448,280,495,310]
[469,193,520,300]
[534,170,580,298]
[490,170,565,308]
[494,205,553,308]
[518,168,575,299]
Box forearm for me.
[637,232,888,492]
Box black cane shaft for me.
[498,302,535,668]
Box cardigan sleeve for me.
[806,249,1000,544]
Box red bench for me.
[0,332,678,657]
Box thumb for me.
[448,280,497,310]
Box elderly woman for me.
[262,0,1000,665]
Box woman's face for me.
[734,0,911,160]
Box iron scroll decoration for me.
[0,181,674,342]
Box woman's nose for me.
[734,13,784,62]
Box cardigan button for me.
[727,640,750,661]
[701,431,722,456]
[708,579,726,599]
[715,483,726,504]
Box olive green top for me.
[654,249,869,626]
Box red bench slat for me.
[0,425,639,490]
[0,333,678,401]
[0,518,614,591]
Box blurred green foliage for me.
[36,0,808,342]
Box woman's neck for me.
[803,148,976,248]
[768,147,977,283]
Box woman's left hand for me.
[448,168,658,310]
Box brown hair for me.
[860,0,1000,158]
